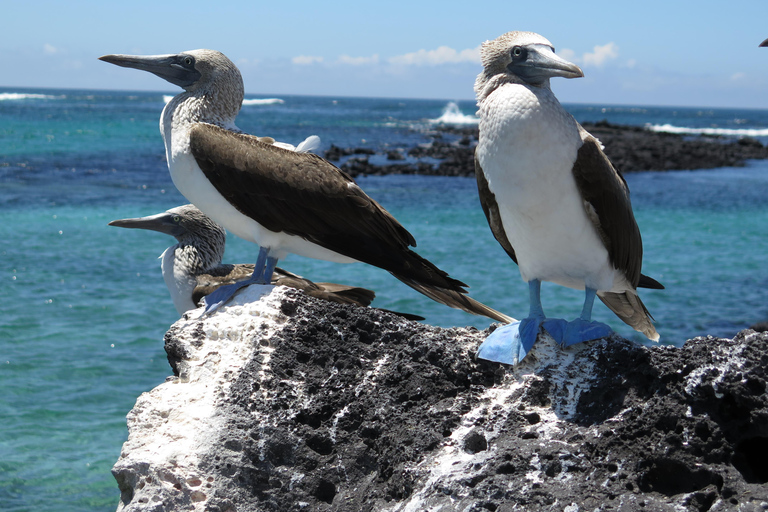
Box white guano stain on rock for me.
[113,285,289,512]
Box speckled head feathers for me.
[167,204,226,242]
[479,31,554,72]
[474,31,582,101]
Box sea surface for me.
[2,87,768,511]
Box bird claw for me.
[560,319,613,347]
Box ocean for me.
[2,87,768,511]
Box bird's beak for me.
[760,38,768,47]
[98,53,200,89]
[511,44,584,84]
[109,212,185,237]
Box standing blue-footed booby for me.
[99,50,512,323]
[109,204,401,316]
[473,32,663,364]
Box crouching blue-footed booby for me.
[109,204,424,318]
[473,32,664,364]
[99,50,512,323]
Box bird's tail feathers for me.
[638,273,664,290]
[598,290,659,341]
[314,282,376,306]
[392,274,515,324]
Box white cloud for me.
[730,72,747,81]
[388,45,480,66]
[582,42,619,67]
[43,43,59,55]
[557,48,577,63]
[337,54,379,66]
[292,55,324,65]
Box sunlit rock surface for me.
[113,286,768,511]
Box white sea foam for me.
[0,92,61,101]
[162,96,284,106]
[242,98,285,106]
[430,102,478,125]
[647,123,768,137]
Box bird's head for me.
[109,204,225,247]
[476,31,583,94]
[99,49,243,95]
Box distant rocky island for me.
[325,121,768,178]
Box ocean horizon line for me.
[3,84,768,114]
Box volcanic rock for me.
[113,286,768,511]
[324,122,768,178]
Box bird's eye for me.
[512,46,523,57]
[173,215,181,222]
[183,57,193,66]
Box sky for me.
[3,0,768,108]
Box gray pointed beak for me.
[99,53,200,89]
[511,44,584,85]
[761,38,768,47]
[109,212,185,238]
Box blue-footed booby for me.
[109,204,419,317]
[99,49,511,323]
[473,31,663,364]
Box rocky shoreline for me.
[113,287,768,511]
[325,121,768,178]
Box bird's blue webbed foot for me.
[558,287,613,347]
[478,280,557,365]
[202,247,278,314]
[560,319,612,347]
[477,315,543,365]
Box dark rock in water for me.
[114,287,768,511]
[324,122,768,178]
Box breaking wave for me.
[647,123,768,138]
[0,92,61,101]
[430,102,478,125]
[163,95,285,106]
[242,98,285,106]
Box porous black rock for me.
[324,122,768,178]
[114,286,768,511]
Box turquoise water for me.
[2,88,768,510]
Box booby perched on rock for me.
[473,31,663,364]
[109,204,402,316]
[99,49,510,323]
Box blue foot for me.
[477,316,544,365]
[202,281,251,314]
[542,318,568,344]
[560,319,613,347]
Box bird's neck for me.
[172,238,224,276]
[475,73,551,104]
[160,86,242,147]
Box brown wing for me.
[475,153,517,263]
[571,129,643,287]
[189,123,466,291]
[192,264,376,307]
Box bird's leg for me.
[477,279,549,365]
[560,287,613,347]
[203,246,275,314]
[259,255,279,284]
